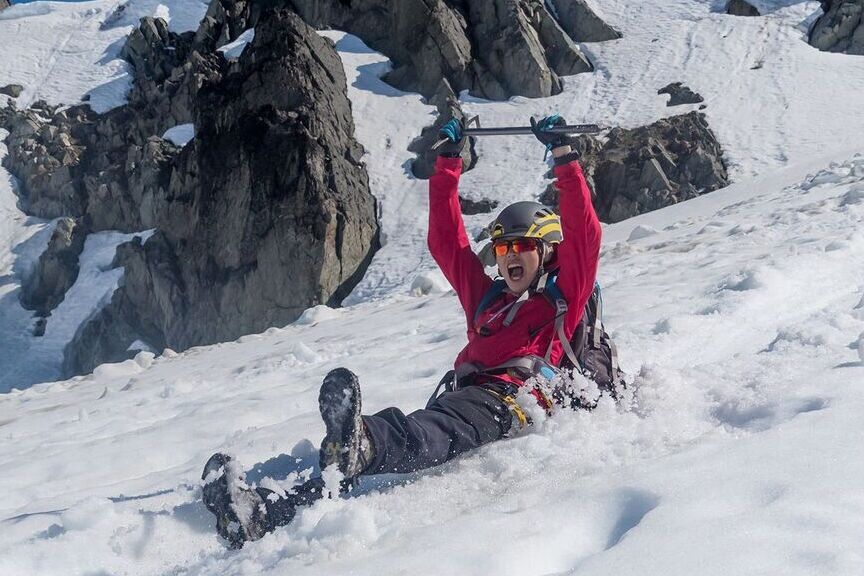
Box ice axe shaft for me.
[432,120,602,149]
[463,124,602,136]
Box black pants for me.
[361,383,514,475]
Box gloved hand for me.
[436,117,466,157]
[530,114,572,151]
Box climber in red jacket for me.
[316,114,602,479]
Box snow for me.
[162,123,194,147]
[218,28,255,60]
[1,0,863,575]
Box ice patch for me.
[218,28,255,60]
[162,123,194,147]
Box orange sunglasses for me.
[492,238,539,257]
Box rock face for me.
[540,112,728,223]
[62,8,379,375]
[726,0,761,17]
[809,1,864,55]
[0,0,9,12]
[548,0,622,42]
[658,82,705,106]
[20,217,89,317]
[288,0,600,100]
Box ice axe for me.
[432,115,603,150]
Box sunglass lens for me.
[511,239,536,253]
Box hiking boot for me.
[318,368,375,479]
[201,453,275,548]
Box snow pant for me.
[361,382,515,475]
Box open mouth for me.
[507,264,524,281]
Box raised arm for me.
[553,153,602,334]
[428,155,493,324]
[529,115,602,335]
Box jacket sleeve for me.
[428,156,493,325]
[553,158,602,336]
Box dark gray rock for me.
[0,1,9,11]
[0,84,23,98]
[289,0,598,100]
[0,104,89,219]
[809,1,864,55]
[726,0,761,17]
[540,112,729,223]
[548,0,622,42]
[459,195,499,215]
[409,79,478,179]
[63,8,380,375]
[658,82,705,106]
[192,0,259,52]
[20,217,89,316]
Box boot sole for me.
[201,453,246,548]
[318,368,362,475]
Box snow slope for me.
[1,1,864,574]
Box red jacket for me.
[428,155,601,387]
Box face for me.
[494,238,541,293]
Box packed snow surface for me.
[1,0,863,575]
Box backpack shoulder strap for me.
[473,279,508,326]
[539,273,583,369]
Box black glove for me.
[530,114,572,150]
[436,117,466,157]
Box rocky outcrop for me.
[63,8,379,375]
[540,112,728,223]
[0,84,23,98]
[0,17,223,232]
[809,1,864,55]
[548,0,622,42]
[658,82,704,107]
[288,0,600,100]
[20,217,89,317]
[726,0,761,17]
[192,0,259,52]
[0,1,9,12]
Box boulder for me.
[20,217,89,317]
[540,112,729,223]
[726,0,761,17]
[0,1,9,11]
[809,1,864,55]
[0,84,23,98]
[548,0,622,42]
[288,0,599,100]
[64,8,380,375]
[658,82,705,106]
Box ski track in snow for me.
[1,1,864,575]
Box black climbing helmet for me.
[489,201,563,245]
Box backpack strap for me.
[592,281,603,348]
[473,279,508,326]
[540,274,583,370]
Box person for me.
[202,115,602,547]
